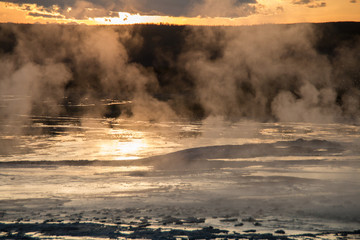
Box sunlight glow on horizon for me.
[92,12,237,26]
[93,12,161,25]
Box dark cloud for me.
[2,0,75,9]
[189,0,257,18]
[28,12,65,19]
[276,6,284,12]
[308,2,326,8]
[293,0,327,8]
[350,0,357,3]
[124,0,193,16]
[1,0,258,19]
[121,0,258,17]
[293,0,311,4]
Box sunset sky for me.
[0,0,359,25]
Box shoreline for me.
[1,219,359,240]
[1,201,360,239]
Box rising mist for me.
[0,22,360,127]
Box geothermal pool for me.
[0,115,359,239]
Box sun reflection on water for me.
[99,139,148,160]
[2,116,360,161]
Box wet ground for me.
[0,117,360,239]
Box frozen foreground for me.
[0,118,360,239]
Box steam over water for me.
[0,23,360,239]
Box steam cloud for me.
[181,24,360,123]
[0,22,360,127]
[0,24,175,130]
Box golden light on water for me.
[99,139,148,160]
[97,128,150,160]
